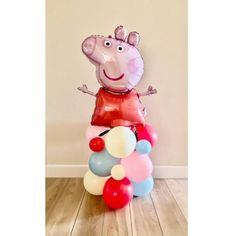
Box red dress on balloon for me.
[91,88,145,127]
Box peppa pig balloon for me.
[78,26,157,128]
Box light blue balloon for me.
[132,176,154,197]
[136,140,152,154]
[89,150,120,177]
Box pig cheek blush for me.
[127,58,139,74]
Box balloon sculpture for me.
[78,26,158,209]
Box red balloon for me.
[137,124,158,147]
[91,88,145,127]
[103,177,133,209]
[89,137,105,152]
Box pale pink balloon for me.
[121,151,153,182]
[85,125,110,142]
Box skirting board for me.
[46,165,188,179]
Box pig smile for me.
[103,69,124,81]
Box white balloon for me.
[105,126,136,158]
[83,170,108,195]
[111,164,126,180]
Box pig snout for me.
[82,36,96,56]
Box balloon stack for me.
[84,125,158,209]
[78,26,158,209]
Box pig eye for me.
[116,45,124,52]
[104,40,112,48]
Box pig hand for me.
[138,85,157,97]
[77,84,96,97]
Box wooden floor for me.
[46,178,187,236]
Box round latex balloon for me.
[121,151,153,182]
[103,177,133,209]
[111,164,126,180]
[105,126,136,158]
[136,140,152,154]
[83,170,108,195]
[89,150,120,177]
[136,124,158,147]
[86,125,110,142]
[89,137,105,152]
[132,176,154,197]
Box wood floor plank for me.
[46,178,85,236]
[71,192,106,236]
[46,178,69,220]
[166,179,188,220]
[102,204,132,236]
[130,194,163,236]
[46,178,57,189]
[46,179,188,236]
[150,180,188,236]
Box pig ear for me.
[114,25,128,41]
[127,32,140,47]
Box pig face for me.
[82,26,144,93]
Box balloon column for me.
[78,26,158,209]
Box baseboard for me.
[46,164,188,179]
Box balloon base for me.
[84,124,157,209]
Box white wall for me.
[46,0,187,169]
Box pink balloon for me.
[136,124,158,147]
[85,125,110,142]
[121,151,153,182]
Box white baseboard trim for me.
[46,164,188,179]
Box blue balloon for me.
[89,150,120,177]
[132,176,154,197]
[136,140,152,154]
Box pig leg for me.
[138,85,157,97]
[77,84,96,97]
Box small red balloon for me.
[89,137,105,152]
[103,177,133,209]
[137,124,158,147]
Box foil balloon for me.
[78,25,157,128]
[91,88,145,127]
[82,26,144,93]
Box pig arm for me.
[138,85,157,97]
[77,84,96,97]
